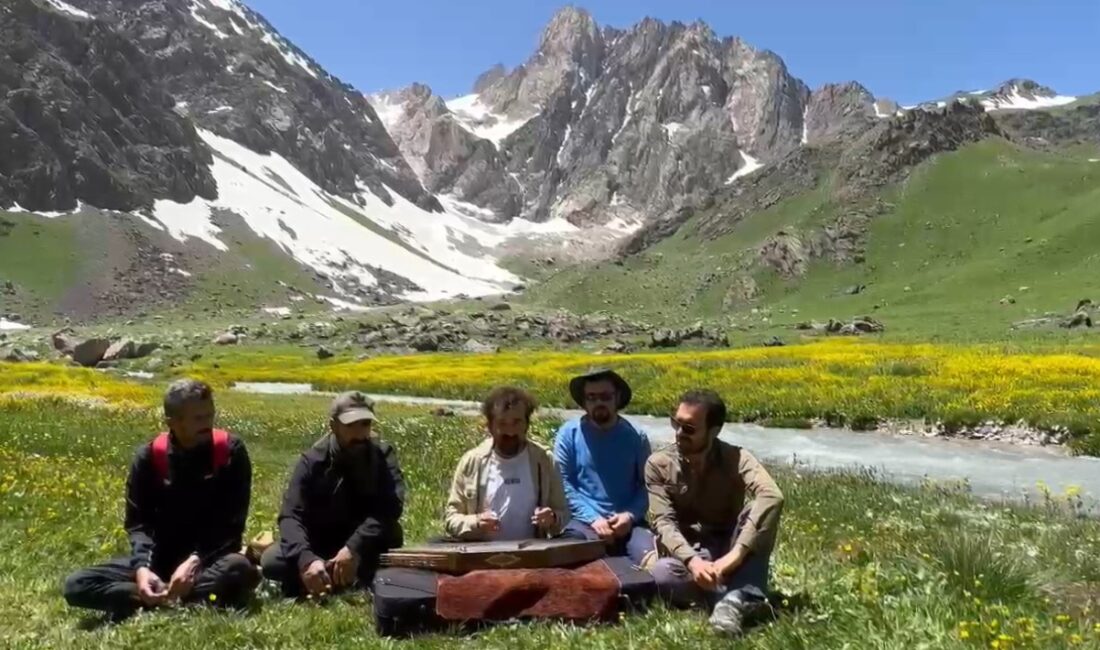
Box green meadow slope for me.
[524,139,1100,342]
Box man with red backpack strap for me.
[63,379,260,620]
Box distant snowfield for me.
[8,202,85,218]
[726,151,764,185]
[144,129,521,302]
[981,88,1077,111]
[445,94,534,147]
[370,94,406,129]
[44,0,92,19]
[4,127,611,307]
[0,318,30,331]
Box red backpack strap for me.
[151,433,171,484]
[211,429,230,471]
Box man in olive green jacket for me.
[444,387,569,541]
[647,389,784,637]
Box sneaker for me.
[709,591,769,636]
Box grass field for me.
[2,388,1099,649]
[160,339,1100,455]
[524,140,1100,342]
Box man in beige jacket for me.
[444,386,569,541]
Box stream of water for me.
[231,382,1100,512]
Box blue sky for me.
[246,0,1099,104]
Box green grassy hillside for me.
[524,140,1100,342]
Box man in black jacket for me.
[63,380,259,619]
[261,392,405,598]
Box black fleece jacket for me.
[276,436,405,571]
[125,433,251,572]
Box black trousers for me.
[260,545,384,598]
[63,554,260,616]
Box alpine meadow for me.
[2,0,1100,648]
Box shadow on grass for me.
[750,590,814,631]
[73,598,267,632]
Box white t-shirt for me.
[478,449,538,540]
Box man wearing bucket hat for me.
[553,368,655,564]
[261,392,405,598]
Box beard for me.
[676,435,709,456]
[589,406,614,426]
[494,435,524,458]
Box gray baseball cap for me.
[329,391,376,424]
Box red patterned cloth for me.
[436,560,620,623]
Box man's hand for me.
[166,554,201,602]
[688,556,721,592]
[135,567,168,607]
[476,511,501,534]
[531,507,556,531]
[608,512,634,539]
[328,546,359,588]
[590,516,615,540]
[714,545,748,578]
[300,559,331,598]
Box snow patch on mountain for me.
[556,125,573,164]
[260,32,319,78]
[262,80,288,94]
[370,94,406,130]
[982,88,1076,111]
[726,152,763,185]
[189,1,230,39]
[446,94,534,146]
[43,0,92,19]
[144,130,518,301]
[0,318,31,331]
[663,122,687,140]
[435,195,579,247]
[8,202,85,218]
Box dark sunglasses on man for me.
[669,417,699,436]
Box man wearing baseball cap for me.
[261,392,405,598]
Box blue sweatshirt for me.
[553,416,651,525]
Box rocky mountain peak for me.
[477,6,604,118]
[836,100,1002,196]
[804,81,877,145]
[537,6,601,59]
[996,78,1056,97]
[472,64,507,94]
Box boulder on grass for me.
[461,339,499,354]
[2,347,37,362]
[103,339,137,362]
[72,338,111,367]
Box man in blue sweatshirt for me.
[553,368,654,565]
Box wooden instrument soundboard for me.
[380,538,607,574]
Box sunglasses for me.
[670,417,700,436]
[584,391,616,404]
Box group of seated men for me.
[63,368,784,636]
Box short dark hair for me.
[164,379,213,418]
[678,389,727,430]
[482,386,537,424]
